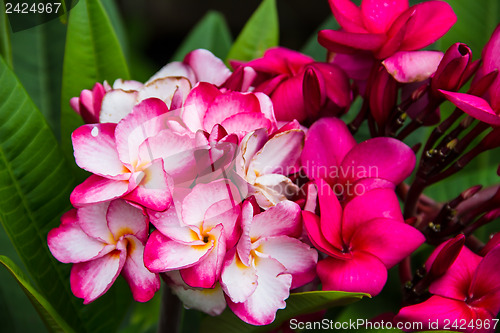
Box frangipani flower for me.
[319,0,456,60]
[70,98,197,211]
[71,49,231,124]
[396,241,500,332]
[439,25,500,125]
[181,82,277,140]
[237,47,351,123]
[47,200,160,303]
[300,117,415,199]
[144,179,241,288]
[303,179,424,296]
[221,199,318,325]
[233,127,304,209]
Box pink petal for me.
[70,175,129,207]
[310,62,351,109]
[429,246,482,301]
[182,82,221,133]
[76,202,114,243]
[250,201,302,240]
[115,98,169,166]
[184,49,232,86]
[220,248,258,303]
[469,245,500,314]
[70,250,126,304]
[256,236,318,289]
[220,112,273,141]
[107,200,148,242]
[439,90,500,125]
[342,188,404,241]
[269,75,307,122]
[121,235,160,302]
[318,30,386,53]
[316,178,344,248]
[124,159,173,211]
[349,218,424,268]
[248,129,304,176]
[340,137,415,185]
[181,179,241,227]
[99,90,138,123]
[180,225,226,288]
[143,230,212,273]
[399,1,457,51]
[166,271,227,316]
[361,0,408,34]
[72,123,124,177]
[301,117,356,185]
[302,211,348,259]
[202,92,262,132]
[203,199,241,248]
[227,257,292,326]
[148,205,200,244]
[395,295,483,331]
[383,51,443,83]
[47,210,109,263]
[137,77,192,109]
[245,47,313,75]
[327,0,366,33]
[330,52,375,81]
[317,252,387,296]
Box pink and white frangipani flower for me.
[233,127,304,209]
[181,82,278,140]
[235,47,351,123]
[70,98,197,211]
[47,200,160,303]
[143,179,241,288]
[439,25,500,125]
[71,49,231,124]
[301,117,415,199]
[396,241,500,332]
[302,179,424,296]
[319,0,456,60]
[382,51,444,83]
[165,271,227,316]
[221,199,318,325]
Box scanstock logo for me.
[4,0,80,32]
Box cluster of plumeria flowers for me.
[48,0,500,329]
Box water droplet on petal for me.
[91,127,99,137]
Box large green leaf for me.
[10,18,67,139]
[201,291,367,333]
[171,11,232,62]
[225,0,278,63]
[60,0,130,183]
[0,0,11,68]
[436,0,499,56]
[0,55,131,333]
[0,255,75,333]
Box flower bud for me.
[431,43,473,95]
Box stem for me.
[399,256,413,285]
[348,98,368,134]
[157,282,183,333]
[422,108,462,154]
[404,178,427,220]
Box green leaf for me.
[226,0,278,63]
[0,0,12,68]
[436,0,500,56]
[10,18,67,139]
[0,255,75,333]
[60,0,130,183]
[171,11,232,62]
[301,16,338,61]
[201,290,367,333]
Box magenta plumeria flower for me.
[143,180,241,288]
[301,117,415,198]
[70,49,231,124]
[303,179,425,296]
[319,0,456,60]
[47,200,160,303]
[181,82,278,140]
[235,47,351,123]
[439,25,500,125]
[221,199,318,325]
[233,127,304,209]
[396,241,500,332]
[70,98,197,211]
